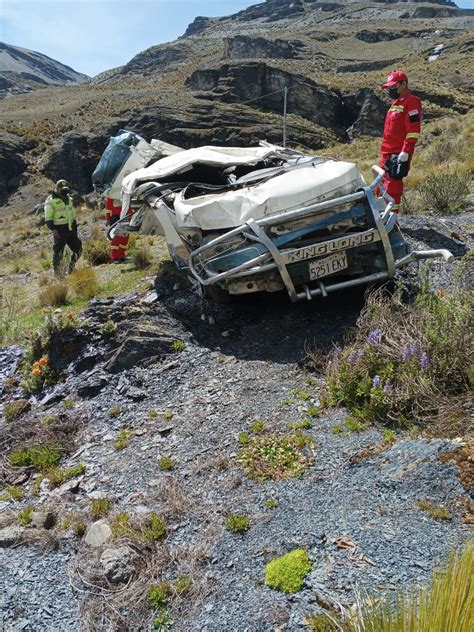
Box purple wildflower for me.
[420,353,430,370]
[402,343,419,360]
[384,383,393,395]
[372,375,382,388]
[332,347,342,367]
[368,329,382,345]
[357,350,365,358]
[348,351,357,365]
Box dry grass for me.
[348,541,474,632]
[38,279,70,307]
[67,267,100,300]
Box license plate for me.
[309,252,348,280]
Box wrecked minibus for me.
[98,136,453,302]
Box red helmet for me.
[381,70,408,89]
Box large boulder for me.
[0,132,31,205]
[42,133,106,194]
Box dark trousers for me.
[53,226,82,274]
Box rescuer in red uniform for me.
[105,197,129,262]
[379,70,422,213]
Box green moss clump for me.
[225,514,250,534]
[18,507,34,525]
[9,444,61,472]
[264,549,311,593]
[158,456,176,471]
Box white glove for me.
[398,152,409,163]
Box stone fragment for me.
[29,511,56,530]
[100,546,138,583]
[85,519,112,547]
[0,525,25,547]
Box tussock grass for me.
[348,541,474,632]
[131,241,152,270]
[38,280,70,307]
[82,227,110,265]
[67,267,100,299]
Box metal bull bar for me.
[188,166,454,302]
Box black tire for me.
[204,284,235,305]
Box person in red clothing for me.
[379,70,422,213]
[105,196,129,262]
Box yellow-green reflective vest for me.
[44,195,76,230]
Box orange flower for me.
[436,289,445,298]
[32,367,42,376]
[33,361,40,369]
[39,357,48,366]
[67,311,74,319]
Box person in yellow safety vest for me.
[44,179,82,276]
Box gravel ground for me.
[0,211,472,631]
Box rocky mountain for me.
[0,42,89,99]
[0,0,473,206]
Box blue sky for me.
[1,0,473,77]
[1,0,257,76]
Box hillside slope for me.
[0,42,89,99]
[0,0,473,209]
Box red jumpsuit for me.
[380,90,422,212]
[105,197,129,261]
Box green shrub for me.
[251,419,266,434]
[175,575,193,595]
[237,433,311,482]
[144,513,167,541]
[319,285,472,428]
[152,608,172,631]
[18,507,34,525]
[3,400,29,421]
[9,444,61,472]
[349,542,473,632]
[91,498,111,519]
[109,406,121,418]
[266,498,278,509]
[47,462,85,486]
[0,485,25,502]
[172,339,185,352]
[113,428,133,450]
[99,320,117,336]
[158,456,176,471]
[291,388,311,401]
[417,499,452,521]
[264,549,311,593]
[147,582,170,609]
[225,514,251,534]
[417,172,470,215]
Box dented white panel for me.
[173,161,363,230]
